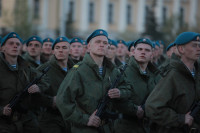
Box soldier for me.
[56,29,131,133]
[157,40,166,65]
[70,37,83,64]
[81,40,88,58]
[166,42,175,58]
[145,32,200,133]
[106,39,122,67]
[128,41,135,57]
[114,38,161,133]
[40,37,54,63]
[0,32,46,133]
[23,36,43,68]
[116,40,129,65]
[37,36,74,133]
[152,41,160,67]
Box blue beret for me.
[82,40,88,45]
[134,38,154,48]
[1,32,23,47]
[117,40,128,47]
[52,36,70,50]
[175,32,200,45]
[26,35,43,46]
[128,41,136,51]
[86,29,108,43]
[70,37,83,44]
[43,37,54,43]
[155,41,161,47]
[166,42,175,51]
[109,39,118,48]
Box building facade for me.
[0,0,199,39]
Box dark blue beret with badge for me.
[70,37,83,44]
[117,40,128,47]
[1,32,23,47]
[132,38,153,48]
[166,42,175,51]
[52,36,70,50]
[26,35,43,46]
[155,41,161,47]
[43,37,54,43]
[109,39,118,48]
[86,29,108,43]
[175,32,200,45]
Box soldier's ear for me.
[177,45,184,55]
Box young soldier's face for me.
[106,45,117,59]
[129,46,135,57]
[54,42,70,61]
[116,43,127,57]
[42,42,53,55]
[2,38,21,57]
[179,41,200,61]
[134,43,152,64]
[70,42,83,58]
[27,41,42,57]
[88,36,108,56]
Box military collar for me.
[24,52,39,67]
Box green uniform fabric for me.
[56,54,131,133]
[145,58,200,133]
[23,52,40,68]
[71,56,83,64]
[114,56,161,133]
[0,52,46,133]
[37,55,74,133]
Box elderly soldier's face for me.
[70,42,83,58]
[116,43,127,57]
[89,36,108,56]
[178,41,200,61]
[134,43,152,63]
[2,38,21,57]
[106,45,117,59]
[42,42,53,55]
[54,42,70,61]
[27,41,42,57]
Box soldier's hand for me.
[87,110,101,127]
[3,104,12,116]
[185,111,193,126]
[28,84,40,93]
[136,106,144,119]
[108,88,120,98]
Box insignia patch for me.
[73,65,79,68]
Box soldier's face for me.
[88,36,108,56]
[116,43,128,57]
[70,42,83,58]
[178,41,200,62]
[53,42,70,61]
[2,38,21,57]
[42,42,53,55]
[27,41,42,57]
[106,45,117,59]
[129,46,135,57]
[133,43,152,64]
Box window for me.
[0,0,2,17]
[108,3,114,24]
[89,2,94,23]
[127,4,132,25]
[162,7,167,24]
[180,7,184,26]
[34,0,40,19]
[68,1,74,22]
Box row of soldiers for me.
[0,29,199,133]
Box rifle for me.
[8,66,50,112]
[95,64,128,120]
[183,101,200,133]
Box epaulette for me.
[72,62,83,69]
[73,65,79,68]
